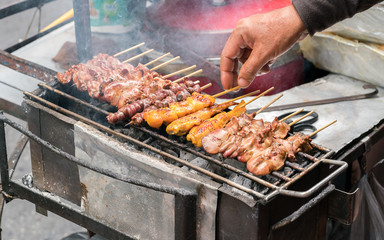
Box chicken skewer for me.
[141,85,241,129]
[187,89,278,148]
[166,90,260,136]
[246,120,337,176]
[128,83,212,126]
[201,109,309,158]
[143,92,216,128]
[232,111,314,162]
[109,82,209,124]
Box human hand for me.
[220,4,307,89]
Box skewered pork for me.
[57,53,146,99]
[56,53,202,125]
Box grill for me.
[26,82,344,201]
[0,49,349,239]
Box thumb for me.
[238,49,269,88]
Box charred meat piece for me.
[187,101,246,148]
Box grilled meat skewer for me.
[247,133,312,176]
[107,80,200,124]
[166,101,237,136]
[142,93,215,129]
[202,115,290,157]
[187,101,247,148]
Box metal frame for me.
[0,112,197,239]
[0,0,56,20]
[25,85,348,203]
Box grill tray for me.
[24,81,347,203]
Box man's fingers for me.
[238,49,269,88]
[239,48,252,64]
[220,32,247,89]
[221,60,239,90]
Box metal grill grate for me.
[23,81,347,203]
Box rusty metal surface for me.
[25,98,82,205]
[0,114,9,188]
[7,134,29,179]
[0,112,212,239]
[0,98,26,120]
[8,180,135,240]
[0,49,56,83]
[75,122,217,239]
[216,190,262,240]
[271,184,335,230]
[328,188,360,225]
[26,98,48,216]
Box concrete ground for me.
[1,1,88,239]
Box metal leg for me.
[0,112,8,240]
[72,0,93,62]
[0,113,29,240]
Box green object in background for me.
[90,0,136,33]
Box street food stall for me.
[1,1,384,239]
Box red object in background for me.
[148,0,292,31]
[148,0,305,97]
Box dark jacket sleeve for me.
[292,0,383,35]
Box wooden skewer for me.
[309,120,337,137]
[238,87,275,108]
[150,56,181,71]
[279,108,305,122]
[221,90,260,105]
[144,52,171,67]
[201,83,212,91]
[122,49,154,63]
[256,94,283,114]
[173,69,203,83]
[113,42,145,57]
[193,80,200,85]
[212,86,241,98]
[162,65,197,79]
[288,110,315,126]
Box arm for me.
[293,0,383,35]
[220,1,382,90]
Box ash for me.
[22,173,33,188]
